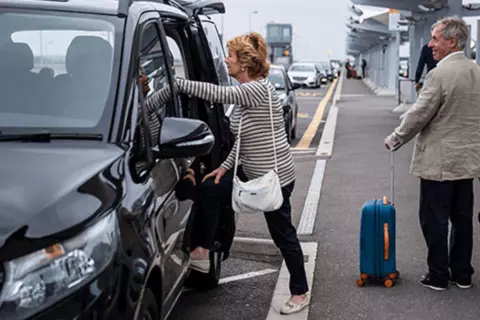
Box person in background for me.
[345,58,352,79]
[384,16,480,291]
[361,58,367,78]
[414,43,437,92]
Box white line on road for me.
[266,242,318,320]
[315,106,338,157]
[219,269,278,284]
[296,160,326,235]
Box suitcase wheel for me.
[355,279,366,287]
[387,271,400,280]
[384,279,394,288]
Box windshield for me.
[0,11,119,134]
[289,64,315,72]
[268,68,285,90]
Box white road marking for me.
[266,242,318,320]
[316,106,338,157]
[182,268,279,293]
[219,268,278,284]
[291,148,317,156]
[296,160,326,235]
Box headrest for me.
[66,36,113,77]
[0,42,34,72]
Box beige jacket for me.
[390,52,480,181]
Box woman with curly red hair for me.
[145,32,309,314]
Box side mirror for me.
[156,117,215,159]
[292,83,301,90]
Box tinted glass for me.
[0,12,116,130]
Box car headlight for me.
[0,212,119,319]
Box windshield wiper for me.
[0,131,103,142]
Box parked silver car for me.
[287,62,321,88]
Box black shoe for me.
[419,274,448,291]
[450,277,472,289]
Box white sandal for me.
[189,259,210,273]
[280,294,310,315]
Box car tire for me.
[184,250,222,291]
[137,288,159,320]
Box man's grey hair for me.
[432,16,469,50]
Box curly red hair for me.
[227,32,270,79]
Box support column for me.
[465,24,472,59]
[476,19,480,65]
[406,22,422,104]
[394,32,401,97]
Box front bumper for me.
[291,78,317,88]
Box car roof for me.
[0,0,187,17]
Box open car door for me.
[172,0,225,15]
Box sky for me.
[210,0,353,61]
[210,0,479,60]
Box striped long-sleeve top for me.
[143,78,296,187]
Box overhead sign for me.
[388,9,408,31]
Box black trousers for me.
[419,178,475,285]
[191,170,234,250]
[193,175,308,295]
[264,181,309,295]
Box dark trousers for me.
[191,170,234,250]
[419,178,475,285]
[265,181,309,295]
[193,176,308,295]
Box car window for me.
[201,20,232,114]
[289,64,315,72]
[137,21,173,148]
[201,20,229,86]
[268,68,285,90]
[139,23,172,120]
[0,12,116,130]
[165,36,186,117]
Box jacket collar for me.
[437,51,465,66]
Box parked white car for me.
[287,63,321,88]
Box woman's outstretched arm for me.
[176,78,267,108]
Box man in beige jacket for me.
[385,16,480,291]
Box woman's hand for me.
[183,168,196,186]
[202,167,227,184]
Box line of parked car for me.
[286,60,337,89]
[0,1,307,320]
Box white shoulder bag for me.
[231,87,284,213]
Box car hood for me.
[0,143,124,254]
[288,71,315,77]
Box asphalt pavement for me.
[309,78,480,320]
[170,76,480,320]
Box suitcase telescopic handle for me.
[390,150,395,205]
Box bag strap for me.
[233,82,277,178]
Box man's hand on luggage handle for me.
[384,134,396,151]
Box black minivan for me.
[0,0,234,319]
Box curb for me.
[231,237,280,256]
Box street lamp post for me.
[249,10,258,32]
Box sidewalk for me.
[310,79,480,320]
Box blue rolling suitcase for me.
[356,152,399,288]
